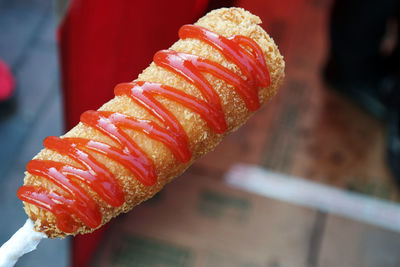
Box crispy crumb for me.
[22,7,285,238]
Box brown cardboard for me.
[319,215,400,266]
[91,170,317,267]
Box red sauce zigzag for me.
[17,25,270,233]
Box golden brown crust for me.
[22,7,285,238]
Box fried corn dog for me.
[17,7,285,238]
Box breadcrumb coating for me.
[22,7,285,238]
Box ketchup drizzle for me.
[17,25,270,233]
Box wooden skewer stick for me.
[0,219,46,267]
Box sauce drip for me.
[17,24,270,233]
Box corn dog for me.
[17,7,285,238]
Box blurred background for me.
[0,0,400,266]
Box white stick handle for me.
[0,219,47,267]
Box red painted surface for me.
[58,1,208,266]
[59,0,209,131]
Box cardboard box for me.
[90,170,317,267]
